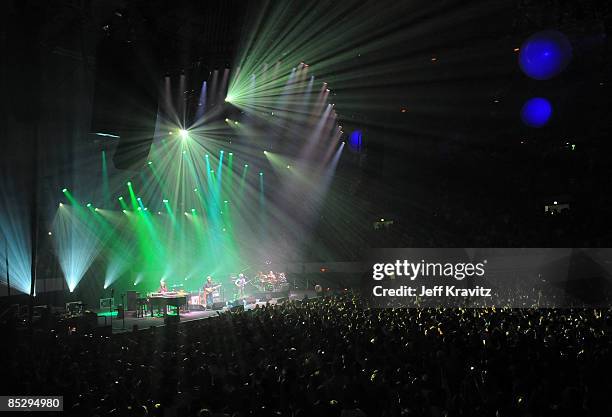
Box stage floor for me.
[97,299,281,334]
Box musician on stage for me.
[203,276,215,308]
[158,279,168,293]
[234,273,247,298]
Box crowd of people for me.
[4,293,612,416]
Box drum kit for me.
[229,271,288,294]
[255,271,288,292]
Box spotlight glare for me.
[118,196,124,200]
[123,210,127,213]
[519,30,572,80]
[127,181,132,186]
[521,97,553,128]
[62,188,68,193]
[179,129,189,139]
[162,199,169,203]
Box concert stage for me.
[96,293,312,334]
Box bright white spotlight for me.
[179,129,189,139]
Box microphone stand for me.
[110,288,114,330]
[4,234,9,297]
[121,293,126,330]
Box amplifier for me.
[211,301,226,310]
[127,291,139,311]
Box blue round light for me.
[521,97,553,128]
[519,31,572,80]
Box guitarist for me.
[234,273,247,298]
[203,276,216,309]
